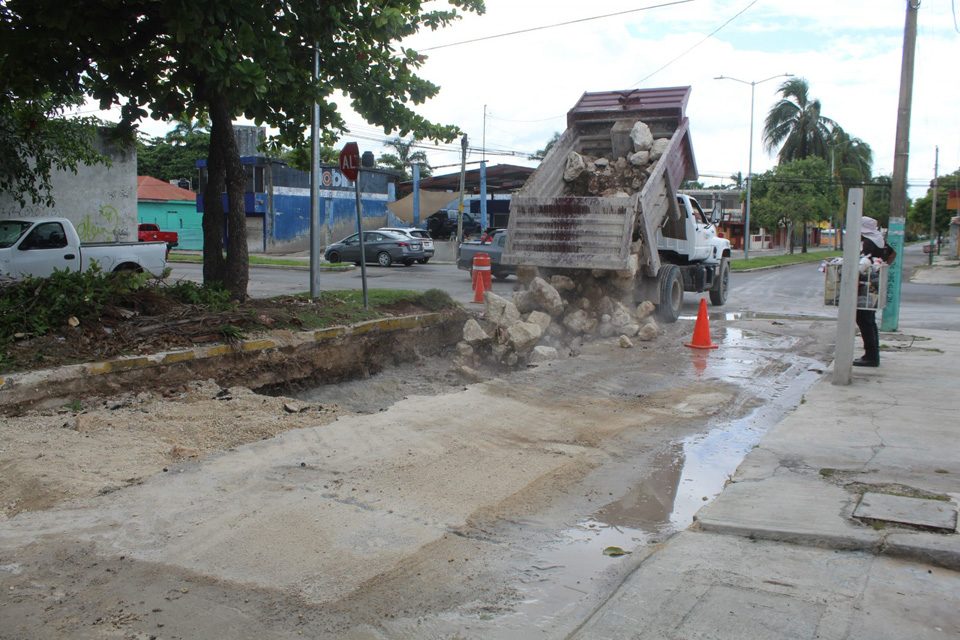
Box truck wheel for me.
[377,251,393,267]
[709,258,730,306]
[327,250,341,263]
[657,264,684,323]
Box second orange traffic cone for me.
[685,298,718,349]
[471,272,486,304]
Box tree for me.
[0,93,110,207]
[863,175,893,229]
[279,145,340,173]
[909,166,960,239]
[750,157,839,253]
[137,132,210,185]
[377,137,432,181]
[531,132,561,161]
[1,0,485,299]
[763,78,836,165]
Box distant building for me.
[196,157,403,254]
[136,176,202,250]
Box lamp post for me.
[715,73,792,260]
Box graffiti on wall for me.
[76,205,125,242]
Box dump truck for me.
[501,86,731,322]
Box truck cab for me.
[656,194,729,266]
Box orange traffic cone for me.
[685,298,718,349]
[471,272,486,304]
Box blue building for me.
[197,156,404,254]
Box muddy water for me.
[498,324,824,636]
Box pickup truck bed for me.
[456,231,516,279]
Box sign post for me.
[340,142,368,308]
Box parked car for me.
[0,218,168,278]
[323,230,425,267]
[424,210,482,240]
[378,227,434,264]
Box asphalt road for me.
[168,242,957,329]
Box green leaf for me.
[602,546,631,557]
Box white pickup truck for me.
[0,218,168,278]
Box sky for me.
[132,0,960,197]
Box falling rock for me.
[636,300,656,319]
[550,274,576,291]
[621,323,640,337]
[619,335,634,348]
[599,321,617,338]
[563,309,598,335]
[529,345,559,363]
[629,150,651,166]
[649,138,670,161]
[463,318,491,344]
[563,151,587,182]
[614,156,628,173]
[506,321,543,352]
[456,341,475,357]
[527,310,552,333]
[610,303,635,328]
[638,319,659,341]
[530,277,565,316]
[631,121,654,151]
[513,289,538,314]
[545,323,565,340]
[484,292,522,327]
[490,343,512,362]
[516,265,540,285]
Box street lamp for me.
[715,73,793,260]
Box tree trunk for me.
[201,115,228,286]
[801,220,808,253]
[207,94,249,301]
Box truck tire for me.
[709,257,730,306]
[657,264,684,323]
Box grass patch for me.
[731,251,842,271]
[286,288,459,330]
[168,253,322,268]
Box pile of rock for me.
[562,120,669,199]
[454,266,659,374]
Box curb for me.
[0,312,457,408]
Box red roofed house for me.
[137,176,202,250]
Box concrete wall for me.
[0,128,138,242]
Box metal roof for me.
[397,163,535,195]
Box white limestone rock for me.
[526,310,552,334]
[563,152,587,182]
[530,277,565,316]
[630,121,654,151]
[506,321,543,353]
[484,292,522,327]
[619,335,634,348]
[636,300,656,320]
[529,345,559,363]
[649,138,670,161]
[462,319,491,344]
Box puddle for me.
[508,333,824,633]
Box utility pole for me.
[455,134,468,247]
[881,0,919,333]
[309,44,321,298]
[929,147,939,265]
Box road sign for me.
[339,142,360,182]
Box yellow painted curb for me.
[89,357,152,375]
[162,352,197,364]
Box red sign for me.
[339,142,360,182]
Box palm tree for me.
[166,115,210,146]
[377,137,431,181]
[763,78,836,164]
[828,127,872,183]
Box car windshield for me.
[0,221,32,249]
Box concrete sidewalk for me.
[572,327,960,639]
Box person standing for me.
[855,217,896,367]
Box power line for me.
[630,0,757,87]
[419,0,694,52]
